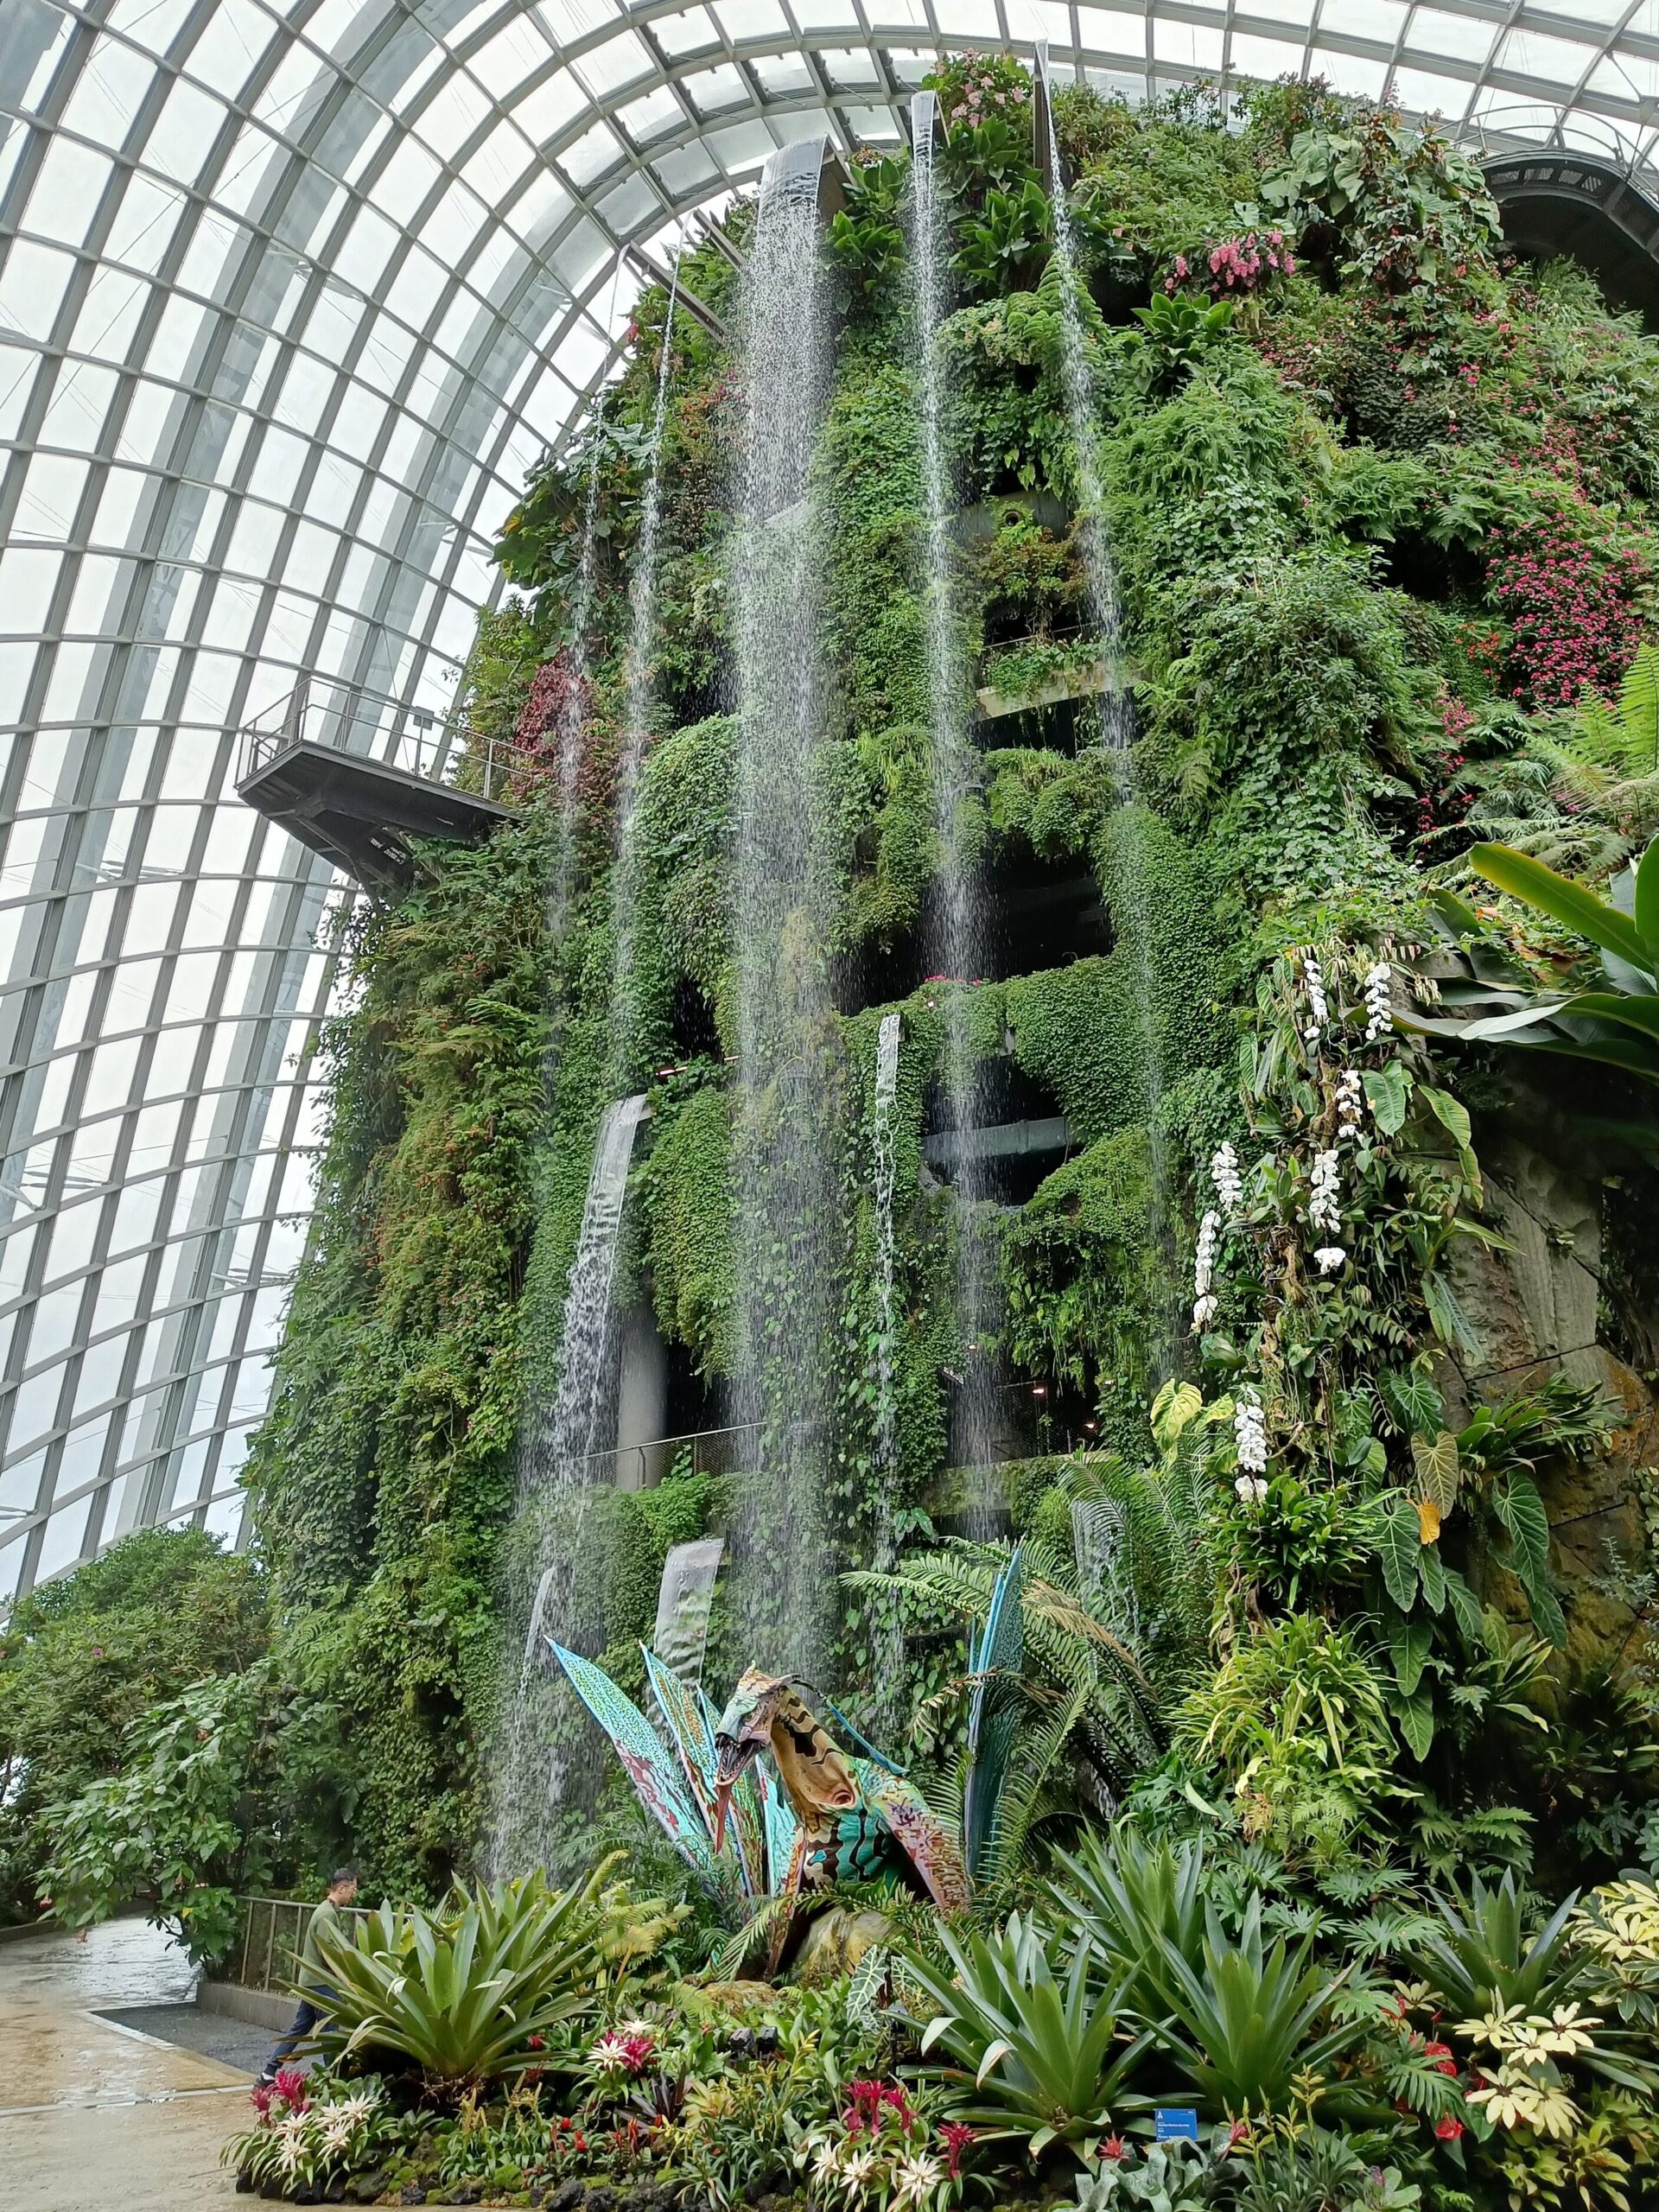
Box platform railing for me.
[229,1894,372,1994]
[236,677,525,804]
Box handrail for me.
[230,1893,372,1993]
[576,1417,766,1490]
[234,677,527,805]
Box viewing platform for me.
[235,681,521,895]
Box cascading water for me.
[493,270,684,1874]
[607,252,682,1076]
[728,143,838,1686]
[491,1092,646,1875]
[1035,49,1170,1230]
[868,1009,907,1735]
[871,1010,902,1472]
[909,92,997,1483]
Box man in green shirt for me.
[257,1866,359,2084]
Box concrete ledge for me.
[200,1978,294,2031]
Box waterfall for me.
[490,1092,646,1874]
[608,251,682,1078]
[872,1010,902,1471]
[909,91,998,1476]
[728,144,837,1686]
[868,1010,908,1736]
[550,440,605,935]
[1036,52,1169,1217]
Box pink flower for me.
[938,2123,976,2177]
[272,2068,308,2112]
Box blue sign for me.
[1154,2108,1200,2142]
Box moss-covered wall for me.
[242,66,1659,1891]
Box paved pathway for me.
[0,1917,249,2212]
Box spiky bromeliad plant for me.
[1413,835,1659,1086]
[899,1911,1154,2160]
[309,1860,629,2093]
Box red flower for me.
[938,2122,976,2177]
[1435,2115,1465,2141]
[1099,2135,1129,2162]
[272,2068,308,2112]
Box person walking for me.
[257,1866,359,2084]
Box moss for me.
[1002,1124,1166,1410]
[642,1082,737,1376]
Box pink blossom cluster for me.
[1165,230,1295,297]
[1490,517,1645,707]
[945,59,1028,125]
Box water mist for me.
[727,145,839,1688]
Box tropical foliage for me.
[23,47,1659,2212]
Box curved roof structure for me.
[4,0,1659,1605]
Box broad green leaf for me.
[1363,1060,1410,1135]
[1151,1378,1203,1452]
[1418,1084,1471,1148]
[1410,1430,1461,1516]
[1636,836,1659,960]
[1418,1540,1447,1614]
[1441,1567,1485,1645]
[1389,1614,1432,1695]
[1380,1367,1445,1437]
[1396,1687,1436,1760]
[1470,842,1652,976]
[1558,991,1659,1040]
[1370,1493,1422,1611]
[1492,1475,1566,1648]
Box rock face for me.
[1446,1119,1656,1688]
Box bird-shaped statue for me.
[710,1669,944,1896]
[546,1548,1024,1971]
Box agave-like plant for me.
[1048,1828,1209,2020]
[309,1861,620,2091]
[899,1911,1154,2159]
[1141,1893,1367,2118]
[1408,1872,1583,2020]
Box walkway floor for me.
[0,1917,249,2212]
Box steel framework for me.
[3,0,1657,1605]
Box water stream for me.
[868,1009,907,1737]
[1036,55,1170,1221]
[728,145,838,1686]
[608,252,682,1078]
[871,1009,902,1471]
[908,92,998,1479]
[491,1091,646,1874]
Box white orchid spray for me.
[1209,1139,1243,1215]
[1300,945,1329,1046]
[1334,1068,1363,1141]
[1192,1207,1221,1329]
[1233,1386,1268,1499]
[1363,957,1393,1042]
[1308,1146,1342,1236]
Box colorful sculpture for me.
[547,1548,1025,1965]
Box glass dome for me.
[2,0,1655,1605]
